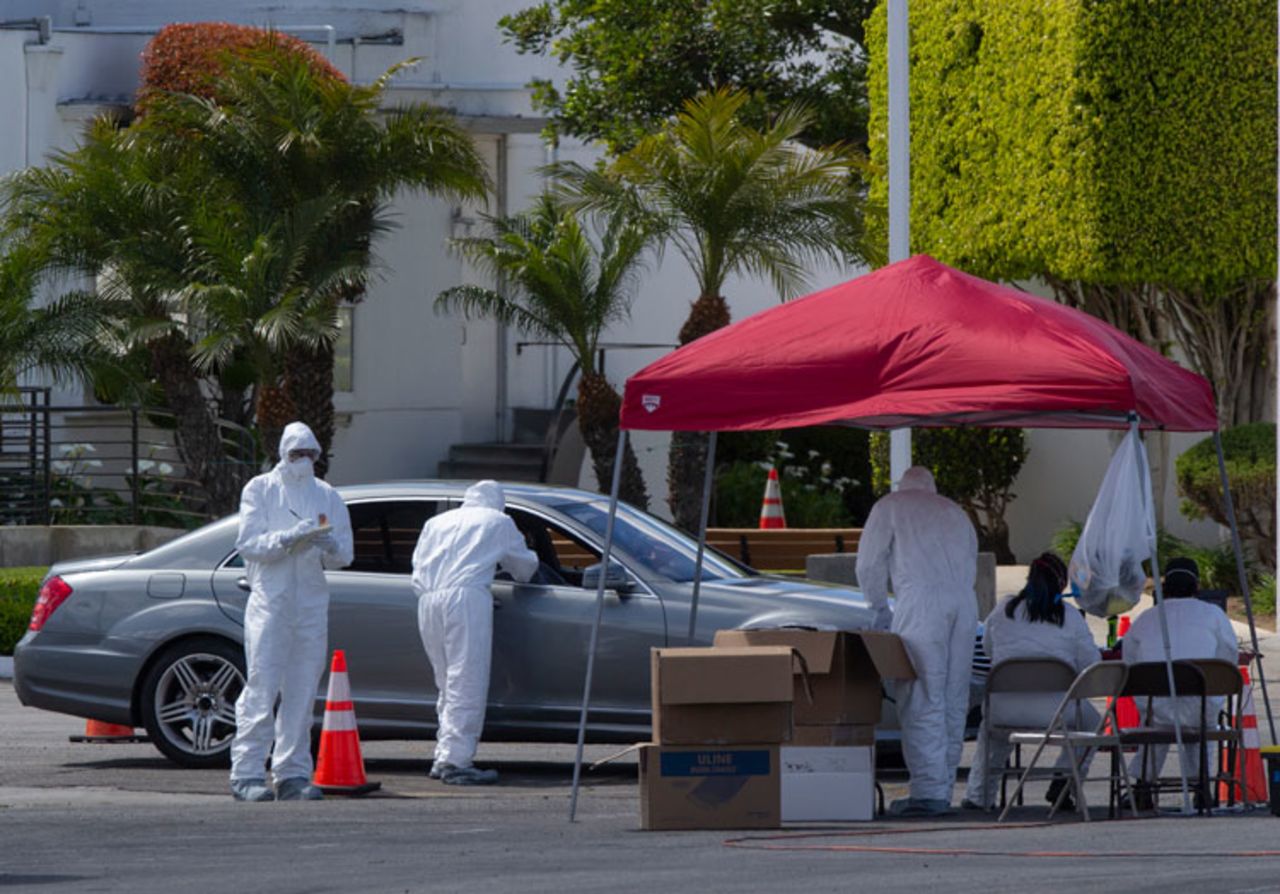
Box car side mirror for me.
[581,560,636,595]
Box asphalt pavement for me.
[4,682,1280,894]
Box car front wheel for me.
[139,637,245,769]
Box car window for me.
[348,500,448,574]
[505,507,601,587]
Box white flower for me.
[136,459,156,473]
[158,462,174,476]
[808,450,821,459]
[821,462,833,476]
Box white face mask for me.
[282,456,315,484]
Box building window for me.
[334,306,354,392]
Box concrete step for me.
[436,460,544,482]
[511,407,558,445]
[447,442,544,466]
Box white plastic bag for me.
[1068,428,1154,618]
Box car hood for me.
[686,575,875,631]
[47,554,134,579]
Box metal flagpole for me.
[887,0,912,486]
[1214,431,1276,741]
[1132,417,1193,813]
[687,431,718,642]
[568,433,627,822]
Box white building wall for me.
[0,0,1236,556]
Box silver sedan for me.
[15,481,973,768]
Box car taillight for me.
[29,576,73,631]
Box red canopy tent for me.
[568,255,1266,819]
[620,254,1217,432]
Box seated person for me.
[962,553,1102,811]
[1124,556,1238,789]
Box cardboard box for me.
[781,745,875,822]
[639,744,781,830]
[790,723,876,747]
[651,646,795,745]
[713,629,916,726]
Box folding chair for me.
[998,661,1138,822]
[1190,659,1244,808]
[1113,660,1209,814]
[977,658,1078,810]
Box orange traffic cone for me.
[1114,617,1139,728]
[759,466,786,529]
[69,718,148,744]
[312,650,380,796]
[1220,664,1268,805]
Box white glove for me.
[279,518,316,549]
[872,605,893,632]
[312,531,339,554]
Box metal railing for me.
[0,388,256,528]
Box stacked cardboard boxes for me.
[713,629,916,822]
[641,646,795,830]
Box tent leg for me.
[1133,419,1193,814]
[1214,431,1276,742]
[568,432,627,822]
[687,431,717,642]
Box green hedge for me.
[1176,423,1275,569]
[866,0,1277,287]
[0,567,46,656]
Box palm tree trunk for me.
[668,293,731,531]
[578,371,648,509]
[149,333,251,515]
[255,379,297,465]
[285,341,335,478]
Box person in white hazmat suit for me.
[1124,557,1238,805]
[412,481,538,785]
[961,554,1102,812]
[856,465,978,816]
[229,422,353,802]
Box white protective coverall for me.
[230,422,353,784]
[856,466,978,804]
[411,481,538,769]
[963,598,1102,807]
[1124,598,1238,780]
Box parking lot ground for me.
[4,682,1280,894]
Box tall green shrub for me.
[865,0,1277,425]
[0,567,45,655]
[1176,423,1275,570]
[870,428,1027,562]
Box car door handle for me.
[493,598,504,610]
[236,577,251,592]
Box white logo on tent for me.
[642,394,661,413]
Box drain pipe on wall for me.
[494,133,509,442]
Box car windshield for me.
[548,499,752,583]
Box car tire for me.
[139,637,245,769]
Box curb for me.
[0,656,12,681]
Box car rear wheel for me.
[140,637,245,769]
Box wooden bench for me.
[705,528,862,573]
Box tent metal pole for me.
[568,432,627,822]
[687,431,717,642]
[1133,418,1193,813]
[1214,431,1276,741]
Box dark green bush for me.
[870,428,1028,562]
[718,426,874,522]
[714,462,854,528]
[1176,423,1275,570]
[1250,574,1275,616]
[0,567,46,655]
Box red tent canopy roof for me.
[620,255,1218,433]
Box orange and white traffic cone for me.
[759,466,786,529]
[312,650,380,796]
[69,718,148,744]
[1114,616,1140,728]
[1220,664,1268,806]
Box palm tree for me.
[552,88,876,531]
[436,194,650,508]
[141,48,489,468]
[0,48,489,509]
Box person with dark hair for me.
[1124,556,1238,793]
[962,552,1102,811]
